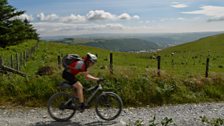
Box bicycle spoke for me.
[47,93,76,121]
[96,93,123,121]
[98,99,118,117]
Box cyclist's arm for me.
[82,71,99,81]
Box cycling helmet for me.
[86,53,97,63]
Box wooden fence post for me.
[205,57,210,78]
[0,57,3,68]
[23,51,26,66]
[157,56,161,76]
[0,56,4,73]
[20,53,23,67]
[26,49,28,60]
[0,57,3,73]
[27,49,29,59]
[10,55,13,68]
[171,52,174,68]
[16,53,19,70]
[58,55,61,69]
[7,57,10,67]
[109,52,113,74]
[25,50,28,62]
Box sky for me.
[8,0,224,37]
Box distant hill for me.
[148,33,224,77]
[159,33,224,56]
[129,32,223,48]
[41,32,222,49]
[79,38,159,52]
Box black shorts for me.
[62,70,78,85]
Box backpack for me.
[62,54,82,69]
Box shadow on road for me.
[33,120,117,126]
[84,121,117,126]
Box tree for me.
[0,0,39,48]
[23,19,39,40]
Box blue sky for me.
[8,0,224,36]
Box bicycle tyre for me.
[47,92,76,121]
[95,92,123,121]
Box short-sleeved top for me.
[68,60,87,75]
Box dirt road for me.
[0,102,224,126]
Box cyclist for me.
[62,52,101,112]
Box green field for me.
[156,33,224,76]
[0,34,224,107]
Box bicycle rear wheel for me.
[95,92,123,121]
[47,92,76,121]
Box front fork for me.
[97,92,114,107]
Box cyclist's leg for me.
[73,82,85,112]
[73,81,84,103]
[62,70,85,112]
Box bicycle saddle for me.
[58,81,72,88]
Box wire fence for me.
[56,52,217,78]
[0,42,39,77]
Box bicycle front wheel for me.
[47,92,76,121]
[95,92,123,121]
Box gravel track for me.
[0,102,224,126]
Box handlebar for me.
[97,78,105,84]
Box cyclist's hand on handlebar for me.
[97,78,105,83]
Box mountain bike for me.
[47,80,123,122]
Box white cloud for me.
[35,10,139,23]
[182,6,224,22]
[37,13,59,21]
[182,6,224,17]
[33,19,224,36]
[118,13,140,20]
[33,22,125,36]
[60,14,86,23]
[85,10,140,21]
[14,13,33,21]
[33,10,140,36]
[133,15,140,20]
[171,3,188,8]
[86,10,115,20]
[118,13,131,20]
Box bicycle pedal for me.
[79,109,85,113]
[84,105,90,109]
[78,107,86,113]
[64,103,76,110]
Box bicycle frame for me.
[62,83,103,108]
[84,84,103,107]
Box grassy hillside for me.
[154,33,224,76]
[0,34,224,107]
[0,40,37,59]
